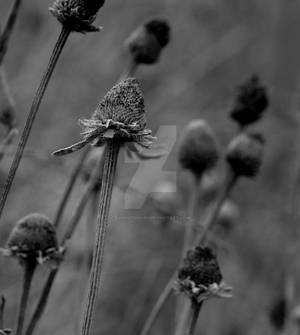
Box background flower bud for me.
[50,0,106,33]
[6,213,58,263]
[226,133,264,178]
[230,75,269,127]
[178,119,219,178]
[125,18,170,64]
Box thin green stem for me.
[81,140,120,335]
[53,147,90,229]
[16,261,36,335]
[0,26,70,220]
[0,0,23,65]
[25,153,104,335]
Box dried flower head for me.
[178,120,219,178]
[175,246,232,304]
[53,78,155,156]
[50,0,105,33]
[2,214,60,266]
[81,148,105,191]
[226,133,264,178]
[230,75,269,127]
[125,18,170,64]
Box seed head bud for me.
[53,78,155,156]
[226,133,264,178]
[178,120,219,178]
[4,214,59,266]
[230,75,269,127]
[125,18,170,64]
[50,0,105,33]
[176,246,232,303]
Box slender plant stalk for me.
[139,169,238,335]
[53,147,90,228]
[120,59,138,81]
[187,302,201,335]
[0,0,23,65]
[0,296,5,329]
[25,154,104,335]
[0,26,70,220]
[16,261,36,335]
[81,140,120,335]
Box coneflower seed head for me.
[226,133,264,178]
[6,214,58,264]
[125,18,170,64]
[178,119,219,178]
[230,75,269,127]
[50,0,105,33]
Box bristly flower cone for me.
[230,75,269,127]
[226,133,264,178]
[125,18,170,64]
[5,213,59,265]
[50,0,105,33]
[178,119,219,178]
[53,78,155,156]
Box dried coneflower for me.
[178,119,219,180]
[226,133,264,178]
[0,0,106,220]
[175,246,232,335]
[1,214,59,335]
[53,77,155,335]
[230,75,269,128]
[125,18,170,66]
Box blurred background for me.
[0,1,300,334]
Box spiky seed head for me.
[226,133,264,178]
[125,18,170,64]
[50,0,105,33]
[230,75,269,127]
[53,78,155,156]
[6,214,59,265]
[178,246,222,287]
[178,120,219,178]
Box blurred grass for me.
[0,1,300,335]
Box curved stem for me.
[0,26,70,220]
[81,140,120,335]
[0,0,23,65]
[16,261,36,335]
[53,147,90,229]
[25,154,104,335]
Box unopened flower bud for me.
[226,133,264,178]
[125,19,170,64]
[230,75,269,127]
[50,0,105,33]
[178,120,219,178]
[5,214,59,265]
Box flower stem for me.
[187,302,201,335]
[0,296,5,329]
[120,59,138,81]
[0,0,23,65]
[53,147,90,229]
[16,261,36,335]
[0,26,70,220]
[25,153,104,335]
[139,169,237,335]
[81,140,120,335]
